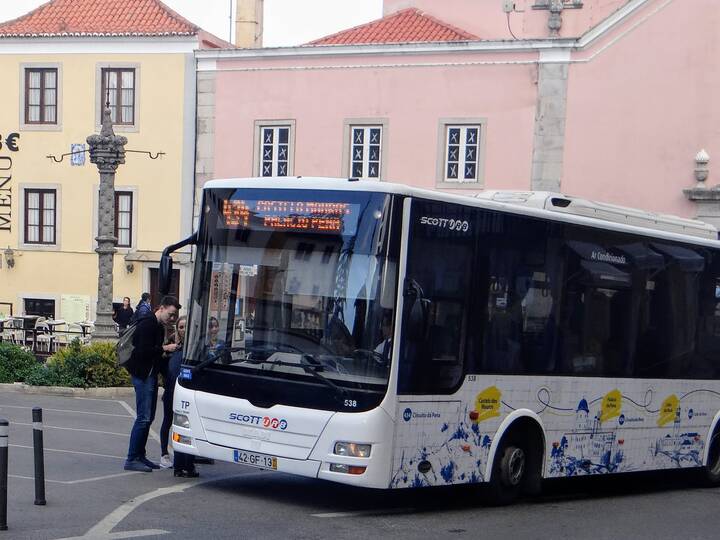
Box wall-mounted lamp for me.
[126,262,134,274]
[4,247,15,269]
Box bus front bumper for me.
[173,435,392,487]
[173,437,323,478]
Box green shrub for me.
[0,342,38,383]
[82,342,130,388]
[24,340,131,388]
[23,362,84,388]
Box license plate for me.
[233,449,278,470]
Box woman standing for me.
[113,297,134,335]
[161,316,198,477]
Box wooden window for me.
[101,68,135,125]
[25,189,56,245]
[25,68,57,124]
[115,191,133,248]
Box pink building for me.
[196,0,720,226]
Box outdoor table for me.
[45,319,66,334]
[77,322,94,337]
[7,316,40,349]
[14,315,40,329]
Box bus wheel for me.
[486,440,527,505]
[704,428,720,486]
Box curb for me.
[0,382,136,398]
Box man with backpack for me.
[122,295,181,472]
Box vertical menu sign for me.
[0,133,20,234]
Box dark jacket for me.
[131,301,152,324]
[163,345,184,408]
[126,315,165,379]
[114,306,134,328]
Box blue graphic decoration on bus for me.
[403,408,412,422]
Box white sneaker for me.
[159,454,173,469]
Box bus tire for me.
[704,428,720,486]
[486,440,527,505]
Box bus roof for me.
[203,177,720,247]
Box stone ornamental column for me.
[87,108,127,342]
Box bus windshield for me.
[181,188,401,412]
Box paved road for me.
[1,388,719,540]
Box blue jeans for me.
[126,373,158,462]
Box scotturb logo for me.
[228,412,288,430]
[403,408,412,422]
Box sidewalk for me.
[0,386,232,539]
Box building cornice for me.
[196,37,576,62]
[197,0,662,63]
[0,36,199,55]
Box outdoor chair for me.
[51,321,70,351]
[69,323,91,345]
[9,319,26,347]
[34,320,53,353]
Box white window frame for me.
[436,118,487,189]
[342,119,388,180]
[254,120,296,177]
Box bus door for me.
[391,198,476,487]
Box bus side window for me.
[635,244,706,378]
[476,214,559,376]
[691,273,720,379]
[559,234,634,377]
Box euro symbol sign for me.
[5,133,19,152]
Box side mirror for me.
[404,279,430,342]
[159,253,173,296]
[158,232,198,297]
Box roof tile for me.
[308,8,477,46]
[0,0,199,38]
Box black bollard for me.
[32,408,45,506]
[0,418,8,530]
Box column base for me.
[91,327,118,343]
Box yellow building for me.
[0,0,227,323]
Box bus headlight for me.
[334,442,371,458]
[173,413,190,429]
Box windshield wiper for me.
[191,346,349,401]
[191,345,243,373]
[243,353,349,400]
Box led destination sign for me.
[221,199,360,234]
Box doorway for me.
[149,268,180,310]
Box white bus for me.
[164,177,720,502]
